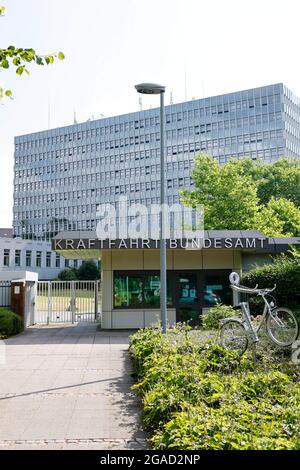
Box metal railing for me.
[36,280,101,324]
[0,281,11,307]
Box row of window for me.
[15,128,283,168]
[2,249,77,269]
[15,93,283,152]
[14,174,192,208]
[113,271,232,309]
[15,158,193,181]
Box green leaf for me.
[16,66,24,75]
[1,59,9,69]
[58,51,65,60]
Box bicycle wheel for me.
[220,319,248,355]
[266,308,299,347]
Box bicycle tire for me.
[266,307,299,347]
[220,319,248,355]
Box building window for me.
[3,249,10,267]
[203,272,232,307]
[36,251,42,268]
[114,274,143,307]
[114,272,172,308]
[65,259,69,268]
[56,254,60,268]
[46,252,52,268]
[73,260,78,268]
[15,250,21,267]
[26,250,32,267]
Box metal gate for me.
[36,281,101,324]
[0,281,11,307]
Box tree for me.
[77,261,100,281]
[58,268,78,281]
[181,154,300,237]
[181,154,260,230]
[256,197,300,237]
[0,5,64,99]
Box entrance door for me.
[174,272,201,326]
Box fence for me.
[36,280,101,324]
[0,281,11,307]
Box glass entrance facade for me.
[113,270,232,323]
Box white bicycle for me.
[220,272,299,355]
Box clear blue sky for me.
[1,0,300,227]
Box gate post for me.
[47,281,51,326]
[71,281,75,324]
[94,281,99,321]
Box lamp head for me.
[135,83,166,95]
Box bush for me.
[129,325,300,450]
[242,255,300,314]
[77,260,100,280]
[202,304,236,330]
[58,267,78,281]
[0,307,23,337]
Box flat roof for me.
[52,231,300,260]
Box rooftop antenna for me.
[170,92,173,105]
[184,63,188,101]
[73,111,77,124]
[139,97,143,111]
[47,95,51,129]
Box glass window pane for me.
[203,272,231,307]
[178,273,198,304]
[144,275,160,307]
[114,275,143,307]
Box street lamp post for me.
[135,83,167,333]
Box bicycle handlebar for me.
[230,284,276,294]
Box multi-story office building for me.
[13,83,300,241]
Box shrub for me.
[202,304,236,330]
[129,325,300,450]
[0,307,23,337]
[242,255,300,313]
[152,399,300,450]
[58,267,78,281]
[77,260,100,280]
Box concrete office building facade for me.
[13,83,300,241]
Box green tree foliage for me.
[181,154,300,236]
[77,260,100,280]
[242,251,300,313]
[0,5,65,99]
[58,267,78,281]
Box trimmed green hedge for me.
[0,307,23,337]
[242,256,300,315]
[129,326,300,450]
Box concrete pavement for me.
[0,323,147,450]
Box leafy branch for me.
[0,5,65,99]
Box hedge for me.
[0,307,23,337]
[242,256,300,315]
[129,326,300,450]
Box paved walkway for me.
[0,323,147,450]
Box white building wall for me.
[0,237,82,280]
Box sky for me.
[1,0,300,227]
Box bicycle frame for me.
[229,284,281,344]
